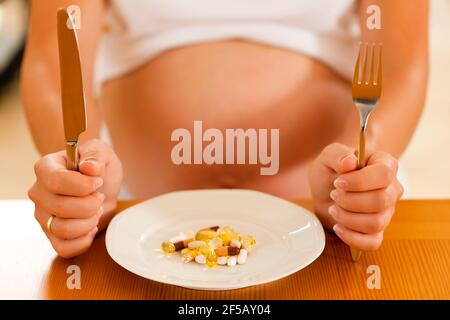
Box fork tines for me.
[352,42,382,101]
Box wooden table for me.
[0,199,449,300]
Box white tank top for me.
[94,0,360,95]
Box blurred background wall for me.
[0,0,449,199]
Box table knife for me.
[56,9,86,171]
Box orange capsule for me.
[173,238,194,251]
[214,246,240,257]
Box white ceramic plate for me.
[106,189,325,290]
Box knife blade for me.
[56,9,86,171]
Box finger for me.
[78,139,114,177]
[333,224,384,251]
[319,143,358,174]
[330,184,398,213]
[30,185,105,219]
[366,151,399,170]
[35,206,102,239]
[34,205,49,231]
[35,154,103,196]
[328,205,394,234]
[39,209,103,240]
[334,153,398,192]
[48,228,98,259]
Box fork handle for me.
[357,125,366,169]
[351,119,369,262]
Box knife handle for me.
[66,142,79,171]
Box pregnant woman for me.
[21,0,428,258]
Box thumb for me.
[319,143,358,174]
[78,140,110,177]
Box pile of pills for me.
[161,226,256,268]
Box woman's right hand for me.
[28,139,123,258]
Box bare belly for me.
[100,40,356,199]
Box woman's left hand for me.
[309,143,404,251]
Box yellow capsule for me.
[182,247,199,256]
[241,235,256,252]
[199,243,213,256]
[190,248,200,257]
[195,230,217,241]
[217,226,234,234]
[208,237,223,249]
[161,241,175,254]
[181,248,191,255]
[219,233,231,246]
[181,252,194,263]
[230,232,240,241]
[206,251,217,268]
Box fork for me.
[350,42,383,262]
